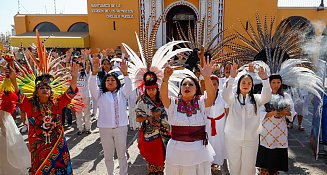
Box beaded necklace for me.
[40,103,54,144]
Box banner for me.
[310,59,326,160]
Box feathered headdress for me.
[175,16,237,70]
[227,13,310,66]
[14,30,70,98]
[235,14,324,100]
[122,15,194,95]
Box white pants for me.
[76,97,91,131]
[99,126,128,175]
[92,96,98,117]
[225,137,259,175]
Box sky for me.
[278,0,323,7]
[0,0,87,34]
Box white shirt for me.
[218,77,226,91]
[292,88,309,116]
[260,93,296,148]
[76,72,90,98]
[222,77,272,140]
[165,96,215,166]
[89,75,132,128]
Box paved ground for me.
[19,112,327,175]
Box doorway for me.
[166,5,197,43]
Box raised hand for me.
[86,49,92,55]
[6,66,16,80]
[258,66,268,80]
[199,56,213,77]
[92,56,100,75]
[119,59,128,76]
[163,66,173,80]
[230,63,238,78]
[70,62,79,78]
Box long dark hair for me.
[179,76,202,97]
[100,73,121,93]
[144,88,161,103]
[144,88,160,101]
[78,62,86,78]
[236,74,257,114]
[97,59,111,83]
[269,74,284,97]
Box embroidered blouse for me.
[260,93,296,149]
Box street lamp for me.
[318,0,324,11]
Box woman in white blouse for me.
[222,64,271,175]
[160,58,216,175]
[256,74,296,175]
[89,57,132,175]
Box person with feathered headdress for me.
[231,14,324,175]
[5,30,79,175]
[122,14,192,174]
[135,71,170,175]
[241,54,323,175]
[255,74,296,175]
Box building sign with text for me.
[90,3,134,19]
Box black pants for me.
[62,107,72,125]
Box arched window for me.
[33,22,60,32]
[68,22,89,32]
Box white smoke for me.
[302,21,327,64]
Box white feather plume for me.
[122,32,191,93]
[240,59,324,101]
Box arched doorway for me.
[165,5,197,43]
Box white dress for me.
[292,88,309,117]
[165,96,215,175]
[206,92,227,166]
[0,110,30,175]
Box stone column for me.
[200,0,207,45]
[212,0,219,42]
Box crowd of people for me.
[0,15,320,175]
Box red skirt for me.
[138,128,165,166]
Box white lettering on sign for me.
[90,3,134,19]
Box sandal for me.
[298,126,305,131]
[287,123,293,129]
[211,164,220,172]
